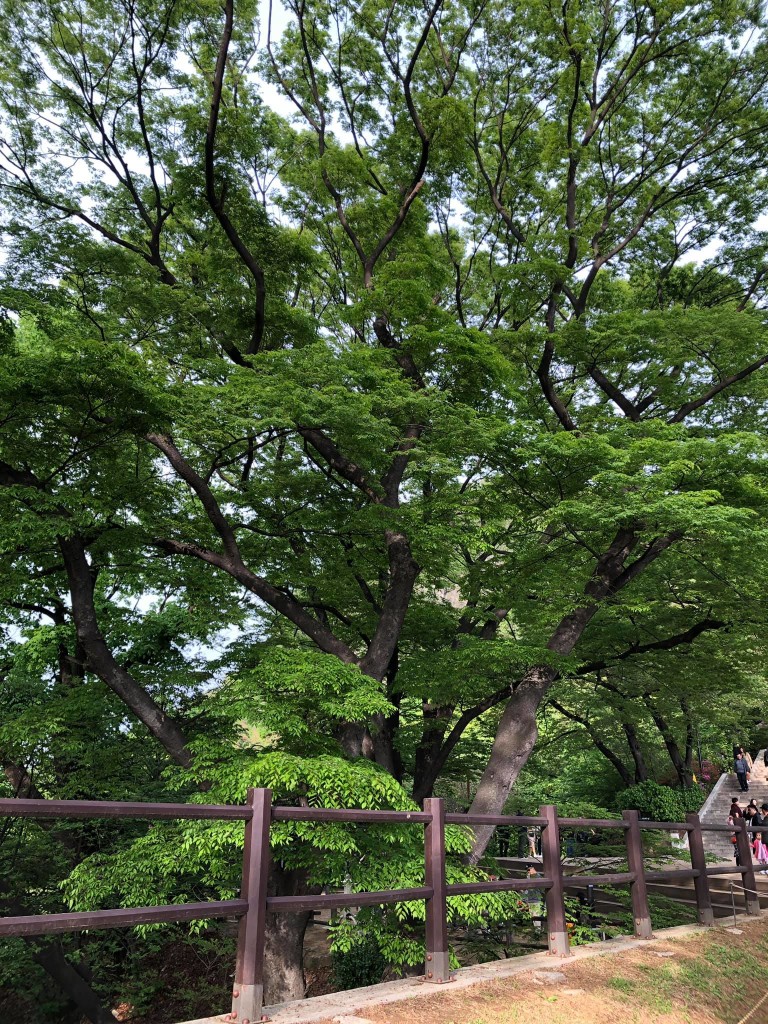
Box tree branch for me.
[205,0,266,356]
[669,353,768,422]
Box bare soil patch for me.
[316,918,768,1024]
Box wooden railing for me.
[0,792,762,1023]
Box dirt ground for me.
[316,917,768,1024]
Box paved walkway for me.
[179,911,768,1024]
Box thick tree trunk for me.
[370,710,402,778]
[372,653,404,781]
[2,759,41,798]
[465,668,555,863]
[263,867,315,1005]
[412,703,453,804]
[623,721,650,782]
[464,592,606,861]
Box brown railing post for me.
[423,796,450,983]
[539,805,569,956]
[686,813,714,926]
[231,788,272,1023]
[622,810,652,938]
[736,818,760,915]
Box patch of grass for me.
[607,976,635,993]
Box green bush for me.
[617,780,704,822]
[330,933,387,990]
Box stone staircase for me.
[698,749,768,861]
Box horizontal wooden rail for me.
[444,813,546,826]
[644,868,699,882]
[272,807,430,823]
[267,888,433,912]
[638,821,693,831]
[559,818,629,829]
[446,877,553,896]
[0,798,252,821]
[0,900,248,938]
[564,872,636,887]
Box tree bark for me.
[412,702,454,803]
[623,720,650,782]
[2,759,41,799]
[464,528,681,860]
[644,696,693,788]
[263,867,315,1005]
[373,653,404,781]
[464,668,555,863]
[412,686,511,805]
[58,535,193,768]
[681,697,695,776]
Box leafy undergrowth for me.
[316,916,768,1024]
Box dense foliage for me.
[1,0,768,1017]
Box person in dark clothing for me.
[745,801,757,835]
[728,815,741,866]
[750,803,767,842]
[764,749,768,768]
[735,752,750,791]
[730,797,743,819]
[497,825,510,858]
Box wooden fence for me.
[0,791,761,1023]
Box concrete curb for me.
[178,910,768,1024]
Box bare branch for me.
[206,0,266,356]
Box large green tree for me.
[2,0,768,1005]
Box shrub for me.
[330,933,387,990]
[617,780,703,822]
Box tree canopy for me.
[2,0,768,1013]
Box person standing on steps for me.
[751,802,767,843]
[735,750,750,792]
[730,796,743,819]
[745,800,758,835]
[764,749,768,769]
[728,815,741,867]
[740,746,753,772]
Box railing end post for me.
[622,809,653,939]
[423,797,451,983]
[685,812,714,926]
[231,787,272,1021]
[539,804,570,957]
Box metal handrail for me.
[728,880,763,927]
